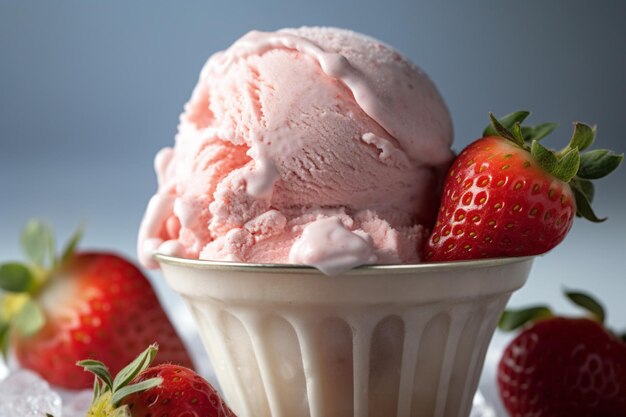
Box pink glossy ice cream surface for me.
[138,27,453,275]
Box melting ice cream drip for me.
[243,132,280,198]
[289,217,377,275]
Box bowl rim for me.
[154,253,535,275]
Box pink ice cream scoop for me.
[138,27,454,275]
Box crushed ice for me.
[0,370,62,417]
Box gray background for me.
[1,0,625,412]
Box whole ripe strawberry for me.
[0,221,193,389]
[425,111,623,261]
[498,290,626,416]
[79,344,238,417]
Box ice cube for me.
[0,370,62,417]
[61,390,93,417]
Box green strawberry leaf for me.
[112,344,158,393]
[93,377,102,401]
[77,359,114,391]
[498,306,553,331]
[488,113,525,147]
[483,110,530,137]
[0,263,35,293]
[521,122,558,143]
[21,220,55,268]
[571,177,595,204]
[530,140,558,172]
[0,320,10,360]
[61,225,84,264]
[13,299,45,337]
[479,111,619,225]
[572,185,606,222]
[111,377,163,406]
[512,122,525,145]
[552,147,581,182]
[568,123,595,152]
[564,289,605,324]
[577,149,624,180]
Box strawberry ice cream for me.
[138,27,453,274]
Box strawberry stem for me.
[78,344,163,411]
[485,111,622,222]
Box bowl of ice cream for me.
[137,27,532,417]
[155,254,532,417]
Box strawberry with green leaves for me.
[78,344,237,417]
[0,220,193,389]
[425,111,623,261]
[498,290,626,416]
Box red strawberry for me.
[0,221,193,389]
[497,290,626,416]
[121,364,237,417]
[425,111,623,261]
[79,344,238,417]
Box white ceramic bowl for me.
[156,254,533,417]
